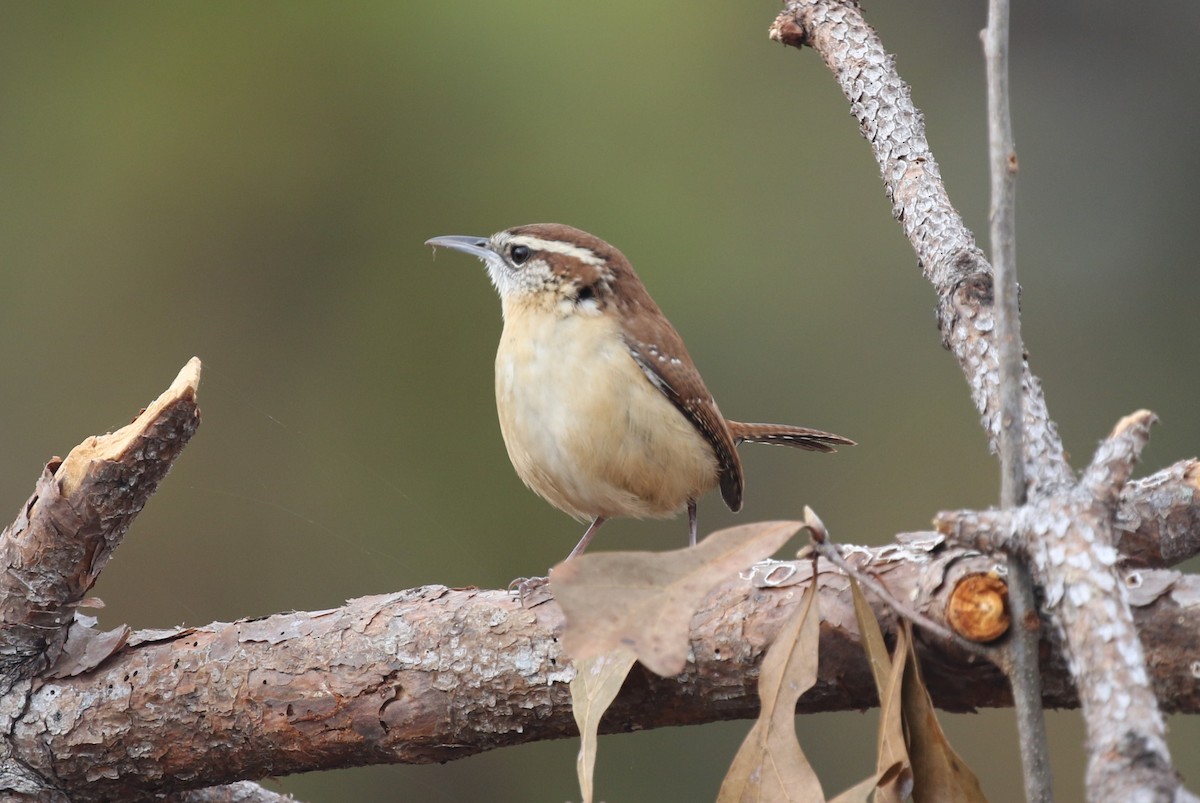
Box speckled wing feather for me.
[620,311,745,513]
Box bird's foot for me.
[507,575,554,608]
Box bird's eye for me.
[510,245,532,265]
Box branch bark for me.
[771,1,1195,799]
[1117,460,1200,567]
[983,1,1053,798]
[0,360,1195,801]
[0,360,201,692]
[769,3,1072,496]
[11,548,1200,801]
[939,414,1190,801]
[0,361,288,803]
[166,782,298,803]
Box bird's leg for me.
[687,498,698,546]
[511,516,609,607]
[568,516,607,560]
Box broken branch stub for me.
[0,358,202,684]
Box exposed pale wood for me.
[0,358,200,692]
[0,361,291,803]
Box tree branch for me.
[0,359,200,691]
[983,0,1053,798]
[166,782,298,803]
[1062,413,1176,800]
[0,354,1194,799]
[0,4,1195,800]
[938,413,1189,801]
[986,0,1024,509]
[0,361,293,803]
[771,2,1195,798]
[11,548,1200,800]
[769,1,1074,498]
[1117,459,1200,567]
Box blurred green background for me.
[1,1,1197,800]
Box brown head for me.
[426,222,658,316]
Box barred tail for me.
[726,421,855,453]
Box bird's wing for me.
[621,326,744,513]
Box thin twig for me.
[801,508,991,659]
[987,10,1023,504]
[982,2,1053,799]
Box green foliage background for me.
[1,2,1197,800]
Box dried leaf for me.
[829,579,912,802]
[874,625,913,803]
[717,573,824,803]
[826,775,879,803]
[571,648,637,803]
[553,520,801,676]
[850,577,891,696]
[901,621,989,802]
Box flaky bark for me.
[772,2,1196,799]
[9,547,1200,801]
[1117,461,1200,567]
[166,783,297,803]
[938,414,1187,800]
[0,368,1194,801]
[0,361,280,803]
[769,3,1072,497]
[0,361,200,692]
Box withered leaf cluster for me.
[554,522,990,802]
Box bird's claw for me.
[508,575,554,608]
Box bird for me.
[425,223,853,560]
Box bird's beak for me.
[424,235,494,261]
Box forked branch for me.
[772,2,1195,799]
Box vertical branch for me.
[774,2,1196,799]
[1004,557,1051,803]
[987,0,1022,500]
[982,3,1053,801]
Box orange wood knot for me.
[947,573,1010,643]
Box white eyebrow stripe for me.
[507,235,604,266]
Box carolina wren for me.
[425,224,852,559]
